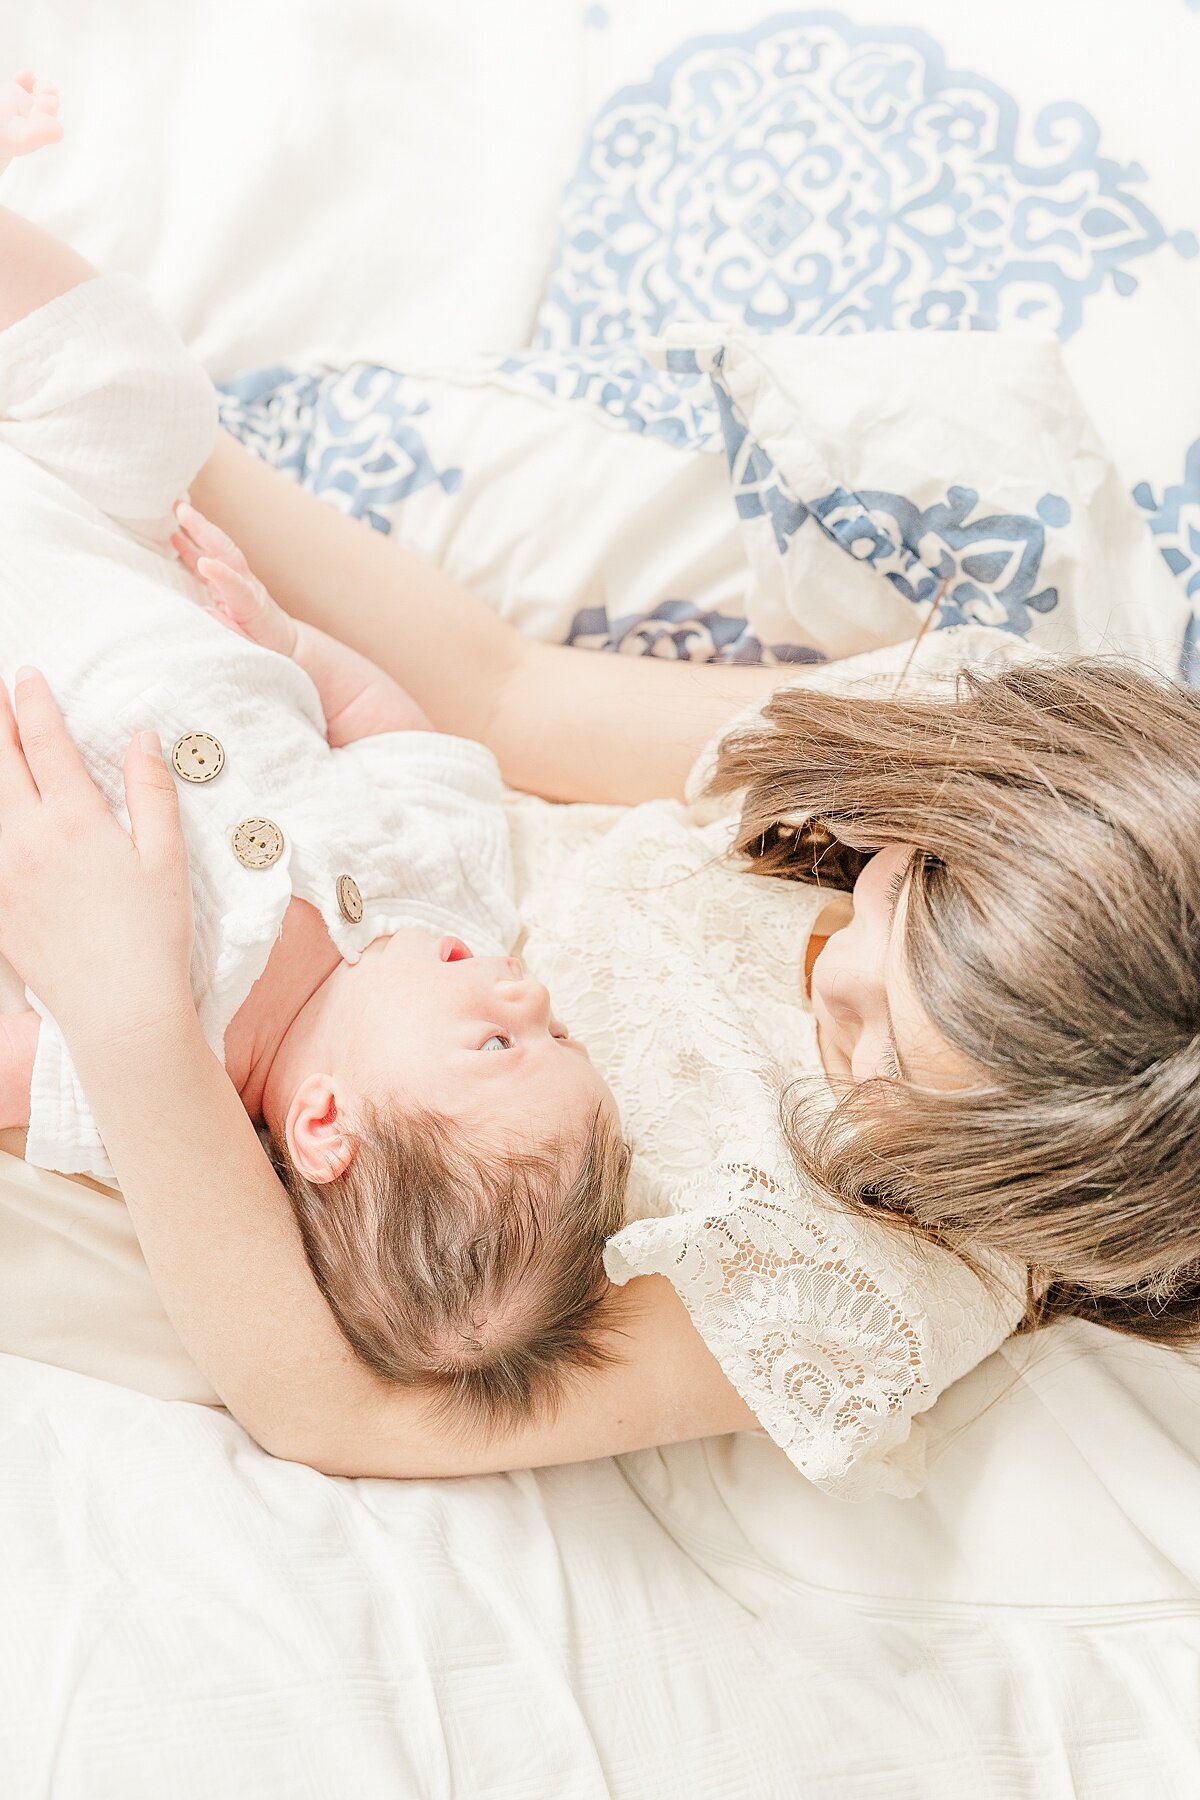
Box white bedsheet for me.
[2,2,1199,1794]
[5,1338,1199,1798]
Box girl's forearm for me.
[66,1007,380,1452]
[63,1010,756,1480]
[189,433,781,804]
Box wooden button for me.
[232,818,285,870]
[172,731,225,784]
[336,874,363,924]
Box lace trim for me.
[605,1161,1024,1499]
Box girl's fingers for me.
[0,680,38,811]
[12,668,94,803]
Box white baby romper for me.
[0,275,518,1181]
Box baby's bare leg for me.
[0,204,94,337]
[0,75,91,337]
[0,1009,39,1131]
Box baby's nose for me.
[495,971,552,1023]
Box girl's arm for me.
[0,673,755,1472]
[74,1007,754,1474]
[189,433,782,805]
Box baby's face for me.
[324,929,618,1148]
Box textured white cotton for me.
[0,277,518,1180]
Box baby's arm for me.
[172,502,432,745]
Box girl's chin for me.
[815,1019,852,1092]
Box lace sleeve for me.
[604,1161,1027,1500]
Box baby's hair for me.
[270,1104,633,1434]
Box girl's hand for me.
[172,501,299,658]
[0,670,194,1044]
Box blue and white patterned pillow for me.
[218,11,1199,675]
[536,10,1200,675]
[653,326,1188,673]
[218,353,774,662]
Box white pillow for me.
[217,354,778,659]
[650,325,1190,670]
[0,0,583,374]
[545,2,1200,662]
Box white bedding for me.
[2,1,1199,1794]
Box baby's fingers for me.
[174,501,249,575]
[197,557,264,626]
[197,558,295,655]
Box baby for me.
[0,77,629,1428]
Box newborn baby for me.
[0,83,628,1427]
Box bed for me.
[1,3,1199,1794]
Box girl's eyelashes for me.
[883,864,907,915]
[479,1033,513,1053]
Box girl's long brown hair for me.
[707,654,1200,1347]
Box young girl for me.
[5,72,1198,1490]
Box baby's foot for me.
[172,501,299,658]
[0,71,62,177]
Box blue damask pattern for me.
[1134,436,1200,603]
[217,363,462,532]
[710,349,1070,636]
[538,11,1196,349]
[566,597,824,663]
[1134,435,1200,677]
[493,345,718,449]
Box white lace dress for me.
[508,627,1031,1500]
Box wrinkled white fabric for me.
[0,277,518,1180]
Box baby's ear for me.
[285,1075,355,1185]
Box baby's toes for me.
[5,106,62,152]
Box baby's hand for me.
[172,502,298,659]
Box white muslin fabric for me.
[0,276,518,1180]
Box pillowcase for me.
[649,325,1190,671]
[541,3,1200,669]
[219,320,1189,679]
[217,352,794,662]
